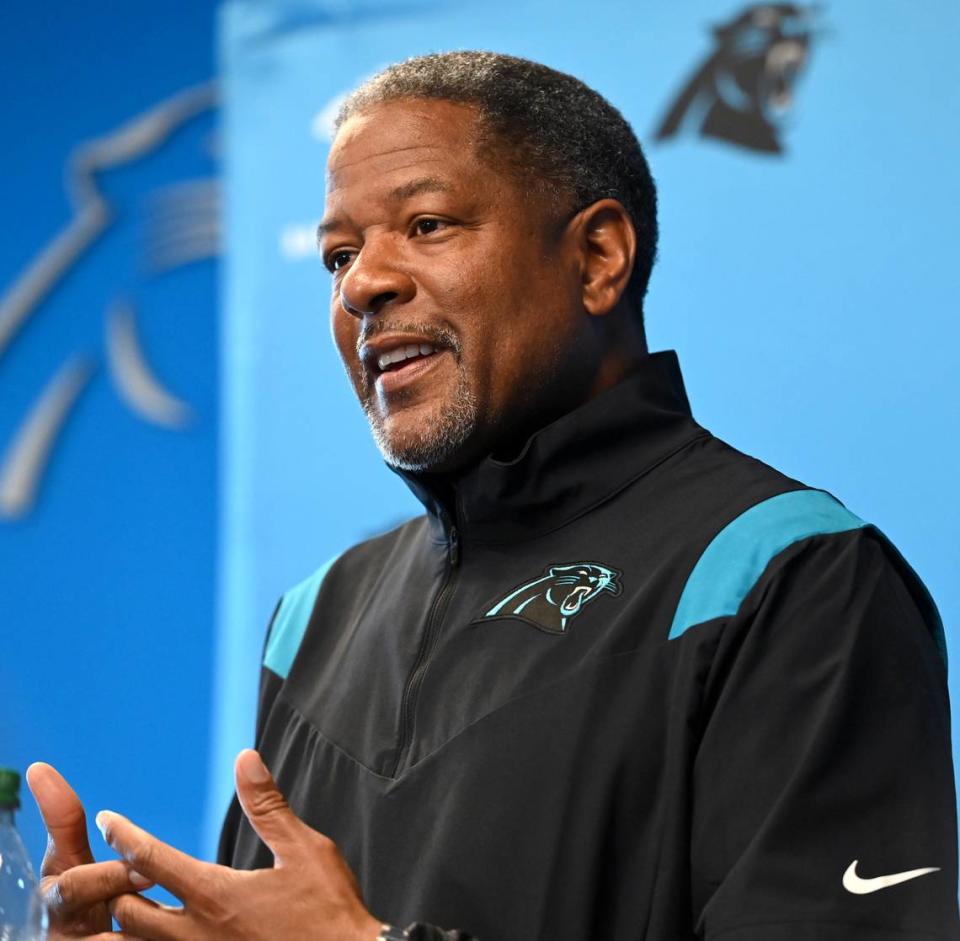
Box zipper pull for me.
[448,526,460,567]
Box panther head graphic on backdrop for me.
[481,563,623,635]
[655,3,821,154]
[0,84,219,519]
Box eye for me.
[323,249,354,274]
[412,217,449,236]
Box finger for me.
[45,859,153,915]
[26,763,94,872]
[52,934,146,941]
[110,892,187,941]
[234,749,304,864]
[47,928,147,941]
[85,935,146,941]
[96,810,207,903]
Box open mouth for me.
[765,41,806,111]
[375,342,442,375]
[560,585,592,616]
[358,326,460,396]
[360,336,455,396]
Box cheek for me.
[454,245,567,390]
[331,302,360,379]
[444,265,515,390]
[444,240,528,334]
[429,250,490,313]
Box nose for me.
[338,234,415,318]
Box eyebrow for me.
[387,176,452,201]
[316,176,453,241]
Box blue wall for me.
[0,1,218,868]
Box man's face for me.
[321,98,588,473]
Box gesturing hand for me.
[26,762,153,940]
[98,749,383,941]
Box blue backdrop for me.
[2,0,958,883]
[0,0,218,868]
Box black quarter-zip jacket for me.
[219,351,959,940]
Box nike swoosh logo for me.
[843,860,940,894]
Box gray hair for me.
[336,50,658,315]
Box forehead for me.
[325,99,493,202]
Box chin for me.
[365,390,479,473]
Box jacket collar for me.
[394,350,705,544]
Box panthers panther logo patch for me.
[654,3,821,154]
[480,562,622,635]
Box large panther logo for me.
[654,3,821,154]
[0,83,218,518]
[481,562,622,635]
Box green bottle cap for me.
[0,768,21,809]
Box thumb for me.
[234,750,303,865]
[25,763,94,874]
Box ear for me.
[571,199,637,318]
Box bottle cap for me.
[0,768,21,809]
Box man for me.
[27,51,959,940]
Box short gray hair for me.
[336,50,658,315]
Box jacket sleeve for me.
[217,600,284,866]
[692,527,959,940]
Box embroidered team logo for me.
[480,562,622,635]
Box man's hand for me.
[99,749,383,941]
[26,762,153,940]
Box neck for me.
[489,320,649,464]
[414,316,649,476]
[394,350,698,542]
[588,334,649,400]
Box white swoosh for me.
[843,860,939,894]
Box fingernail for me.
[240,750,270,783]
[25,764,53,802]
[128,869,152,888]
[95,811,112,840]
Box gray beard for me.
[360,362,479,473]
[353,319,480,472]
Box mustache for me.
[355,320,461,360]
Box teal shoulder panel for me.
[668,490,865,640]
[263,556,337,678]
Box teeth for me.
[376,343,436,371]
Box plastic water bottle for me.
[0,769,46,941]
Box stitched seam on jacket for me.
[273,692,396,782]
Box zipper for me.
[390,520,460,777]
